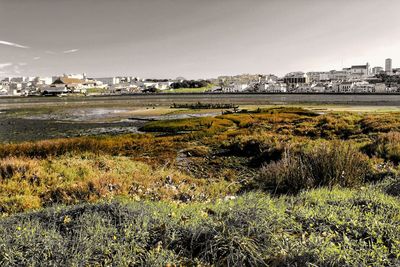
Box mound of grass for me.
[0,190,399,266]
[364,131,400,164]
[255,142,374,194]
[361,114,400,133]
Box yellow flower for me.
[63,215,72,224]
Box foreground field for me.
[1,106,400,265]
[1,189,399,266]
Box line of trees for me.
[170,80,210,89]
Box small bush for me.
[255,142,373,194]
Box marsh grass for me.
[256,142,373,194]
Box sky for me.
[1,0,400,79]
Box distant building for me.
[44,77,86,94]
[329,70,350,81]
[353,81,374,93]
[372,66,384,75]
[349,63,370,78]
[385,58,392,74]
[307,72,324,82]
[259,82,287,93]
[336,81,354,93]
[10,77,29,83]
[33,77,52,85]
[310,83,326,93]
[96,77,120,86]
[283,72,309,90]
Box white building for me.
[95,77,120,86]
[349,63,370,78]
[335,82,354,93]
[353,81,374,93]
[222,83,249,92]
[34,77,53,85]
[310,83,326,93]
[260,82,287,92]
[372,67,384,75]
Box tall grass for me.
[256,142,373,194]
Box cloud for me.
[63,49,79,54]
[45,50,56,55]
[18,62,28,66]
[0,62,13,69]
[0,40,29,49]
[33,56,41,60]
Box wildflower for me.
[63,215,72,224]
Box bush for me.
[255,142,373,194]
[222,133,287,167]
[363,131,400,164]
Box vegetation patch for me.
[140,116,234,133]
[255,142,374,194]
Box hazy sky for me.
[1,0,400,79]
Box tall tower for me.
[385,58,392,74]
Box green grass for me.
[0,189,399,266]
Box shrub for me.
[363,131,400,164]
[255,142,373,194]
[222,133,287,166]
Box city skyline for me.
[1,0,400,79]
